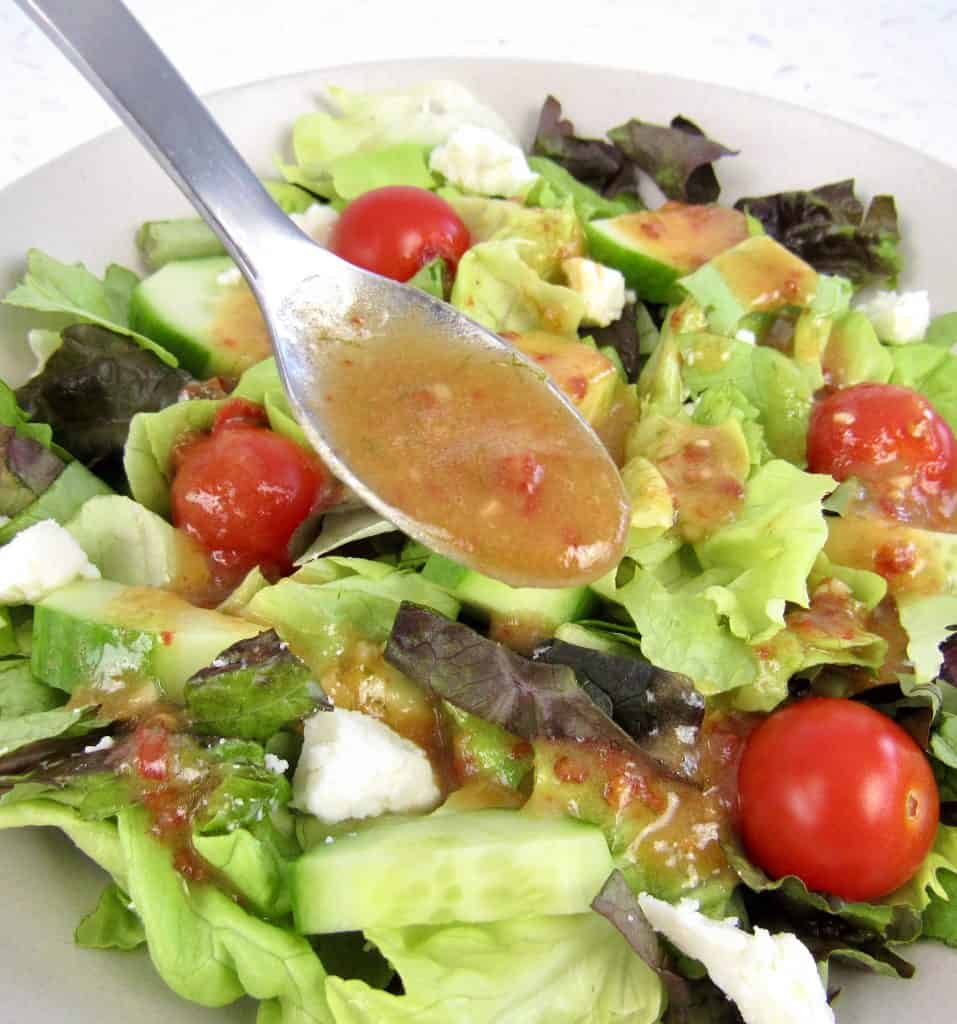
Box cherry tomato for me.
[738,697,939,901]
[329,186,470,281]
[807,384,957,517]
[171,412,334,572]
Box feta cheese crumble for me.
[293,707,440,824]
[637,894,834,1024]
[854,289,930,344]
[562,258,627,327]
[429,124,538,198]
[0,519,100,604]
[83,736,116,754]
[290,203,340,247]
[264,753,290,775]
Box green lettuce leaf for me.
[692,461,835,643]
[233,357,313,450]
[185,630,330,741]
[124,398,222,517]
[889,343,957,435]
[295,507,397,565]
[118,806,334,1022]
[283,81,513,196]
[449,240,584,336]
[691,384,770,468]
[445,195,584,278]
[0,378,55,449]
[897,593,957,684]
[677,334,814,464]
[3,250,177,366]
[192,826,292,919]
[0,460,112,545]
[328,143,436,200]
[926,312,957,348]
[406,258,450,300]
[326,913,664,1024]
[0,704,100,759]
[75,881,146,951]
[0,797,126,884]
[526,155,642,222]
[0,659,62,717]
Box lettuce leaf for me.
[118,806,334,1022]
[692,462,835,643]
[607,115,737,205]
[0,704,101,759]
[0,659,62,717]
[3,250,177,366]
[124,398,222,517]
[734,180,901,288]
[16,324,192,470]
[526,155,642,222]
[449,240,584,335]
[445,195,584,278]
[326,912,664,1024]
[889,342,957,436]
[75,881,145,951]
[897,593,957,684]
[185,630,330,741]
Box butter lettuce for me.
[450,240,584,336]
[445,195,584,278]
[326,913,664,1024]
[75,882,145,951]
[897,594,957,685]
[693,461,835,643]
[3,250,176,366]
[889,343,957,435]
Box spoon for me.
[17,0,630,587]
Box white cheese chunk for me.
[264,753,289,775]
[429,124,538,197]
[290,203,340,247]
[562,257,627,327]
[293,707,440,824]
[637,894,834,1024]
[0,519,100,604]
[854,289,930,343]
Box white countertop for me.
[1,0,955,189]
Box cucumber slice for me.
[585,205,749,304]
[129,257,272,377]
[291,808,613,934]
[32,579,261,701]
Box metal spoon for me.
[17,0,629,585]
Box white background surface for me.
[1,0,956,189]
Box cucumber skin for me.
[290,809,614,934]
[585,220,684,305]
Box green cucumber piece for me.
[32,580,261,701]
[291,808,613,934]
[585,205,749,304]
[129,257,271,377]
[136,181,316,269]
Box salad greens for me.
[0,78,955,1024]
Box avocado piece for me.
[421,553,593,653]
[0,427,64,517]
[823,310,893,387]
[585,203,749,304]
[0,461,112,545]
[627,413,750,543]
[504,331,619,425]
[443,703,533,791]
[32,580,262,703]
[129,257,272,377]
[619,455,675,549]
[678,235,821,334]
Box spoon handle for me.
[16,0,309,286]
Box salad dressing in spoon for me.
[19,0,629,588]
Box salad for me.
[0,78,955,1024]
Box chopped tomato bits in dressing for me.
[317,331,630,587]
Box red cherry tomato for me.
[171,413,334,572]
[329,186,470,281]
[738,697,939,901]
[807,384,957,516]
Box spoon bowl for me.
[18,0,630,586]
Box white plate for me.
[0,58,954,1023]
